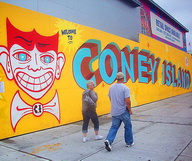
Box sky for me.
[152,0,192,53]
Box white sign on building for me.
[150,11,183,48]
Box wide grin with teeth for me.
[17,72,53,92]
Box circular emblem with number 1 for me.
[32,103,43,116]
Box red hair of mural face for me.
[0,18,65,100]
[6,19,59,52]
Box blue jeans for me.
[106,110,133,145]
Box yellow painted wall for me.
[0,2,191,139]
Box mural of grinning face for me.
[10,45,59,99]
[4,19,65,99]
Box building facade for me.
[0,0,191,139]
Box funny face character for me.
[0,19,65,99]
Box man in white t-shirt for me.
[104,72,134,152]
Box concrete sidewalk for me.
[0,92,192,161]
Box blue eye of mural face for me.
[13,52,31,62]
[41,55,54,64]
[18,53,27,61]
[44,56,51,63]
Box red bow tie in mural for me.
[11,91,60,131]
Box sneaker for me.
[82,137,87,143]
[126,142,134,147]
[104,140,112,152]
[95,135,103,140]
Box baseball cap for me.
[116,72,124,80]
